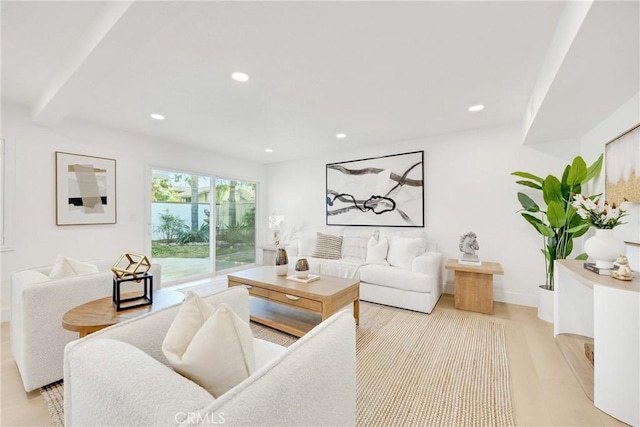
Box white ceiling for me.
[2,1,638,164]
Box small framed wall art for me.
[55,151,117,225]
[326,150,424,227]
[605,123,639,245]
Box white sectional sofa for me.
[10,257,162,391]
[64,287,356,426]
[286,227,443,314]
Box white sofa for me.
[10,258,162,391]
[286,227,443,314]
[64,286,356,426]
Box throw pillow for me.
[49,254,99,279]
[162,292,256,398]
[342,228,377,261]
[387,236,423,270]
[312,232,343,260]
[298,234,317,257]
[365,236,389,266]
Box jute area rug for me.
[43,301,514,427]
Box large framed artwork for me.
[326,151,424,227]
[56,152,117,225]
[605,123,639,245]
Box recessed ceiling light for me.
[150,113,165,120]
[336,133,347,139]
[265,148,273,153]
[468,105,484,112]
[232,72,249,82]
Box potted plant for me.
[512,154,602,322]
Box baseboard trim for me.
[444,282,536,308]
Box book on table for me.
[583,262,619,275]
[286,274,320,283]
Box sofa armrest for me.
[12,271,116,391]
[411,251,442,276]
[64,339,213,427]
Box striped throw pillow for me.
[312,232,343,260]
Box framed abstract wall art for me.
[56,152,117,225]
[326,151,424,227]
[605,123,639,245]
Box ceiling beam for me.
[30,1,180,126]
[521,0,593,144]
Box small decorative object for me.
[572,194,629,269]
[611,255,634,281]
[275,248,288,276]
[268,214,285,246]
[295,258,310,279]
[458,231,481,265]
[111,252,151,280]
[111,252,153,311]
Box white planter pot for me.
[584,229,627,269]
[537,285,554,323]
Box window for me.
[150,169,256,283]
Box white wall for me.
[580,91,640,271]
[266,123,581,307]
[0,105,267,320]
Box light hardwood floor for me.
[0,282,626,426]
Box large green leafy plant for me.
[512,154,603,290]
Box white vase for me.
[584,229,626,269]
[537,285,554,323]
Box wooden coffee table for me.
[62,289,184,337]
[228,266,359,337]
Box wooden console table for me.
[555,259,639,426]
[445,259,503,314]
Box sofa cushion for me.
[319,258,362,280]
[380,228,428,252]
[312,233,343,260]
[162,292,256,398]
[341,228,377,262]
[365,236,389,266]
[360,264,433,293]
[387,236,423,270]
[49,255,99,279]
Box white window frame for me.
[1,137,15,251]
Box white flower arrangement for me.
[571,194,630,229]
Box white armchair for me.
[10,258,162,391]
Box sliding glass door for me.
[151,169,256,283]
[214,178,256,272]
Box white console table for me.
[554,259,639,426]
